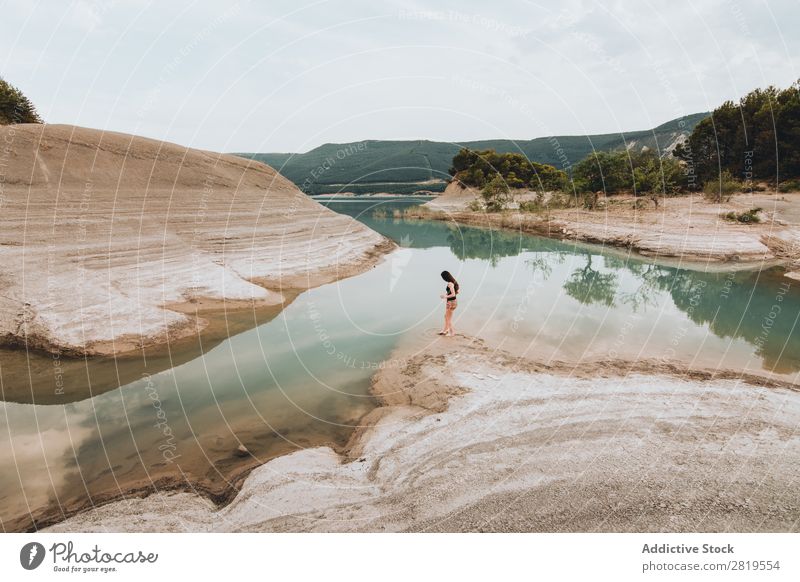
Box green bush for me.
[467,198,484,212]
[0,77,42,124]
[518,200,540,212]
[777,179,800,193]
[723,207,762,224]
[704,170,741,202]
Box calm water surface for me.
[2,197,798,530]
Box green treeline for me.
[0,77,42,125]
[450,146,685,203]
[570,149,684,195]
[449,149,568,191]
[674,81,800,188]
[451,80,800,206]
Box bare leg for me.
[439,307,448,334]
[444,307,454,335]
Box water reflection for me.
[563,253,618,307]
[447,228,524,266]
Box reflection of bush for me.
[447,227,523,266]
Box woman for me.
[438,271,459,336]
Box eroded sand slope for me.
[47,336,800,533]
[0,124,391,355]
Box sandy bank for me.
[425,183,800,272]
[0,124,393,356]
[46,334,800,532]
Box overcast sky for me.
[3,0,798,153]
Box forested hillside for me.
[238,112,708,195]
[675,81,800,189]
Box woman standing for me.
[438,271,459,336]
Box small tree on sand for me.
[703,170,740,203]
[481,175,512,212]
[0,77,43,124]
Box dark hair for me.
[440,271,459,294]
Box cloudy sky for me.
[3,0,798,152]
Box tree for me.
[777,81,800,179]
[449,148,479,176]
[571,149,686,198]
[0,77,43,124]
[481,174,512,212]
[505,171,525,188]
[450,148,567,192]
[678,80,800,186]
[571,150,631,194]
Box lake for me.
[1,197,798,531]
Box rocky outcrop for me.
[0,124,393,355]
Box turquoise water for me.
[324,198,800,373]
[2,197,799,531]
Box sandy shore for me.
[46,334,800,532]
[0,124,393,357]
[426,183,800,273]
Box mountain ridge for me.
[235,112,709,195]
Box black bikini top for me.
[446,284,456,301]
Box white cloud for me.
[1,0,797,151]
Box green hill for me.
[236,112,708,195]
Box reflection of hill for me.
[447,228,524,266]
[321,200,455,248]
[366,218,455,249]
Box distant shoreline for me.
[422,186,800,278]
